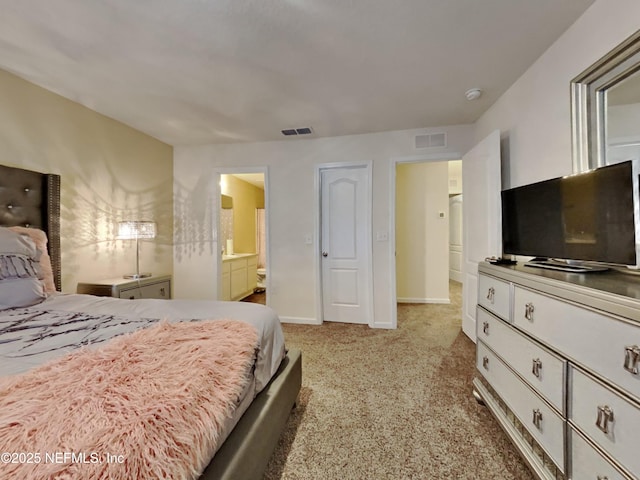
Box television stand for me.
[524,260,609,273]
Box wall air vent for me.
[281,127,313,136]
[415,132,447,149]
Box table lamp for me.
[117,220,156,279]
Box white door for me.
[461,130,501,341]
[449,194,463,283]
[320,166,371,324]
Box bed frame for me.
[0,163,301,480]
[0,164,61,291]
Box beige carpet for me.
[263,282,535,480]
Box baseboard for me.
[279,316,321,325]
[449,271,463,283]
[397,297,450,304]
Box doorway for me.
[214,167,269,305]
[395,159,462,308]
[390,131,501,338]
[317,163,373,324]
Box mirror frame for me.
[571,29,640,172]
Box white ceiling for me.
[0,0,595,146]
[231,173,265,190]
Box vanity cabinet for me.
[474,262,640,480]
[221,254,258,301]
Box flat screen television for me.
[501,160,639,270]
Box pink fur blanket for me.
[0,320,258,480]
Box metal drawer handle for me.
[482,356,489,370]
[482,321,489,335]
[532,358,542,378]
[595,405,614,434]
[486,287,495,304]
[160,287,166,297]
[623,345,640,374]
[524,302,535,321]
[532,408,543,430]
[597,476,609,480]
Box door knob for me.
[322,252,328,257]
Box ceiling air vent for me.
[281,127,313,137]
[415,132,447,149]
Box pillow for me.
[0,227,46,309]
[7,226,56,294]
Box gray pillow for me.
[0,227,46,309]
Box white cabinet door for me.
[247,255,258,292]
[230,259,248,300]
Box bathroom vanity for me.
[221,253,258,301]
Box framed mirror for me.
[571,30,640,172]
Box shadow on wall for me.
[60,162,173,276]
[173,177,215,262]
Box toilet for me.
[256,268,266,293]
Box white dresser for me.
[474,262,640,480]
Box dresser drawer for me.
[477,307,565,412]
[477,341,565,471]
[570,427,631,480]
[119,280,171,300]
[569,367,640,477]
[513,286,640,403]
[478,274,511,320]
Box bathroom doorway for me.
[215,167,270,306]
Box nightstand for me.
[77,275,172,300]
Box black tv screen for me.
[501,161,638,266]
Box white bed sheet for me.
[0,293,288,465]
[0,293,286,394]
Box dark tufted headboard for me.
[0,164,61,291]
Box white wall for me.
[174,125,473,327]
[396,162,449,303]
[608,102,640,141]
[474,0,640,188]
[448,160,463,195]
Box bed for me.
[0,164,301,480]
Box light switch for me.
[376,231,388,241]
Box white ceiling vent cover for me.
[415,132,447,149]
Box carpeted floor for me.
[263,281,535,479]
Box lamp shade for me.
[117,221,156,240]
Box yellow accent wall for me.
[222,175,264,253]
[0,68,173,293]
